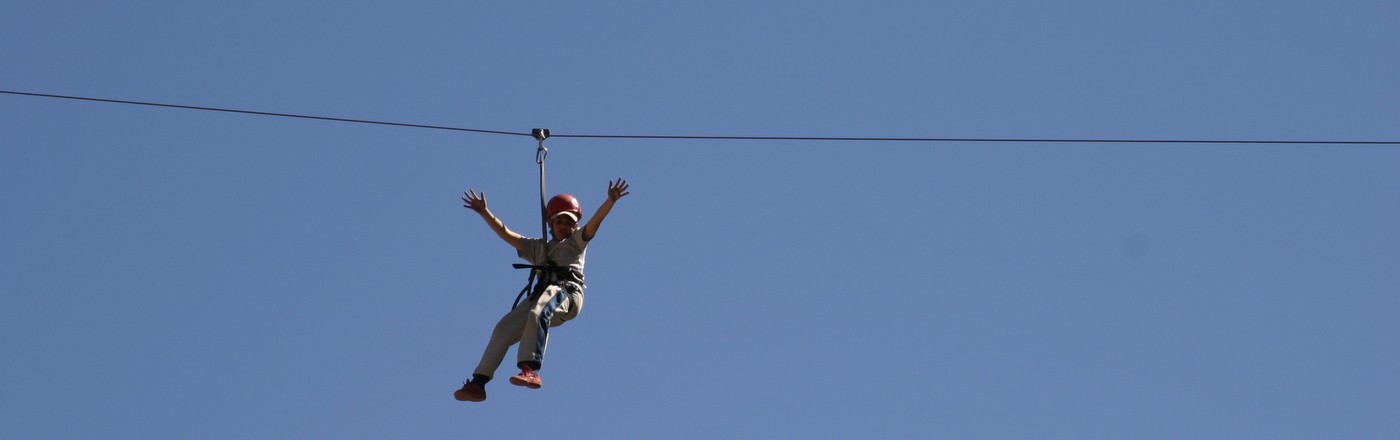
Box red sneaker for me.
[508,368,543,389]
[453,381,486,402]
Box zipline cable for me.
[550,133,1400,145]
[1,90,529,137]
[5,89,1398,145]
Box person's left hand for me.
[462,189,489,213]
[607,178,630,202]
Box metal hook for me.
[533,128,549,164]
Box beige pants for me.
[473,283,583,378]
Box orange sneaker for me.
[508,368,542,389]
[453,381,486,402]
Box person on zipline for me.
[454,178,630,402]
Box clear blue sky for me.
[3,1,1398,438]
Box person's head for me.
[546,194,582,240]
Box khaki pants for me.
[473,283,583,378]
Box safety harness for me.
[510,261,580,309]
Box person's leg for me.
[516,286,571,369]
[510,286,573,388]
[551,287,584,326]
[457,305,531,402]
[472,305,530,379]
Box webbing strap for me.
[510,262,573,309]
[511,265,539,310]
[515,129,552,310]
[534,131,549,243]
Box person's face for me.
[550,215,577,240]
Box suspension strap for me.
[512,128,552,310]
[533,128,550,240]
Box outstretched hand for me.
[462,189,488,214]
[608,178,631,202]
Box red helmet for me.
[546,194,582,221]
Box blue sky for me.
[3,1,1398,438]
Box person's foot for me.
[508,367,542,389]
[454,381,486,402]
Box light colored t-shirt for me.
[517,233,589,286]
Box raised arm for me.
[581,178,630,242]
[462,189,525,251]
